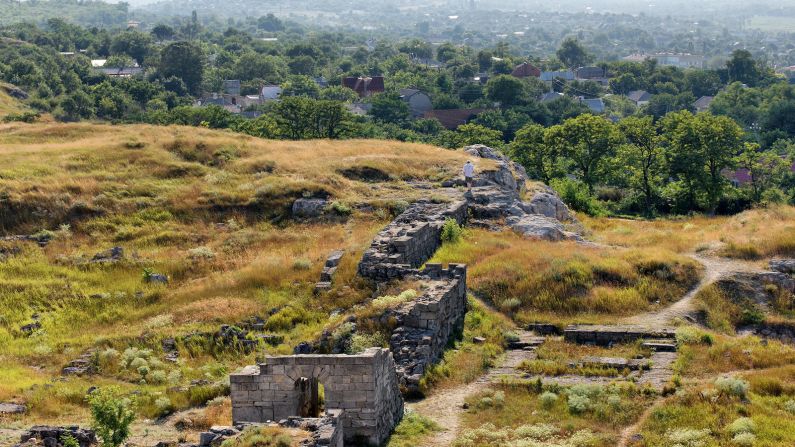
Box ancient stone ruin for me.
[230,144,580,442]
[230,347,402,445]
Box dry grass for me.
[0,82,27,117]
[430,229,702,325]
[584,205,795,260]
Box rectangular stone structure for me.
[564,325,676,346]
[230,348,403,446]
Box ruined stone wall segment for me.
[229,348,402,446]
[358,199,467,281]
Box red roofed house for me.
[511,62,541,79]
[342,76,385,97]
[422,108,486,130]
[724,161,795,187]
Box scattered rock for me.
[770,258,795,275]
[144,273,169,284]
[20,321,41,335]
[16,426,96,447]
[90,247,124,263]
[293,341,313,354]
[61,351,96,376]
[526,192,572,222]
[292,198,327,218]
[506,214,578,241]
[3,84,29,100]
[472,336,486,344]
[0,402,26,415]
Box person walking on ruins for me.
[463,160,475,191]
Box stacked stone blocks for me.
[230,347,402,446]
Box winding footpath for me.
[410,252,771,447]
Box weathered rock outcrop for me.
[770,258,795,275]
[15,426,96,447]
[463,144,580,241]
[715,271,795,309]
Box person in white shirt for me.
[463,160,475,190]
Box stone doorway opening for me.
[295,377,326,417]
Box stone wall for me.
[388,264,468,393]
[564,325,676,346]
[230,347,403,446]
[357,199,467,281]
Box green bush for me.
[715,376,750,399]
[550,178,607,217]
[87,387,136,447]
[441,218,463,244]
[539,391,558,410]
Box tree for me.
[312,100,350,139]
[257,13,284,32]
[273,96,312,139]
[510,123,557,182]
[59,89,94,121]
[158,41,204,95]
[727,49,761,87]
[556,37,592,69]
[436,43,458,62]
[233,53,286,82]
[545,114,620,192]
[736,143,792,203]
[369,93,410,124]
[110,31,153,65]
[697,113,744,213]
[280,75,319,98]
[609,73,638,95]
[617,116,666,216]
[151,24,175,42]
[88,387,135,447]
[485,75,526,107]
[452,123,503,148]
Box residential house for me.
[97,67,144,78]
[261,85,282,101]
[539,91,564,103]
[623,53,705,69]
[627,90,652,106]
[540,70,575,88]
[423,108,486,130]
[223,80,241,96]
[579,97,605,114]
[724,162,795,187]
[473,73,490,85]
[574,66,607,80]
[399,88,433,117]
[511,62,541,79]
[693,96,714,113]
[342,76,385,97]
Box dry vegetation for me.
[583,206,795,260]
[0,122,496,430]
[430,229,702,326]
[0,83,27,117]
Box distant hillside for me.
[0,0,128,27]
[0,83,27,117]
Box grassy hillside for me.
[0,83,27,117]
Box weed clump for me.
[441,218,463,244]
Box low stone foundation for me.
[388,264,468,393]
[564,325,676,346]
[230,347,402,446]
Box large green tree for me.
[510,123,557,182]
[158,41,204,95]
[545,114,620,192]
[617,116,666,216]
[485,75,526,107]
[556,37,592,69]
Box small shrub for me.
[149,370,167,384]
[220,426,292,447]
[666,428,712,447]
[292,259,312,270]
[539,391,558,410]
[327,201,352,216]
[188,246,216,260]
[728,417,756,436]
[155,396,173,414]
[732,432,756,447]
[60,434,80,447]
[567,393,591,414]
[348,332,387,354]
[441,218,463,244]
[715,376,750,399]
[785,399,795,414]
[167,369,182,385]
[372,289,418,310]
[88,387,136,447]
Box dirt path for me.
[406,379,489,447]
[621,253,761,328]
